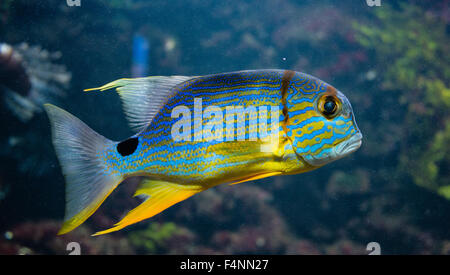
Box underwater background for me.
[0,0,449,255]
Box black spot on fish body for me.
[117,137,139,156]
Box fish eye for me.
[324,99,336,114]
[318,95,340,119]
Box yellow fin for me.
[228,172,282,186]
[58,187,117,235]
[92,180,204,236]
[44,104,123,235]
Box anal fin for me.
[92,180,204,236]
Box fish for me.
[44,69,362,236]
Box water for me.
[0,0,449,255]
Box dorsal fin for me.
[85,76,192,133]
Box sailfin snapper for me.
[44,69,362,236]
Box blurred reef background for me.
[0,0,449,254]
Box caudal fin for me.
[44,104,123,235]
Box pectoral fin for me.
[92,180,204,236]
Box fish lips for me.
[334,132,363,158]
[302,132,363,166]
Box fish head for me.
[286,78,362,167]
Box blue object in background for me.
[131,34,149,77]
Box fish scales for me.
[112,70,287,184]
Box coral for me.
[0,220,135,255]
[285,240,321,255]
[353,3,450,199]
[174,184,298,254]
[0,43,70,122]
[128,222,195,254]
[326,169,370,198]
[325,240,366,255]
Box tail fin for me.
[44,104,123,235]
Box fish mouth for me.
[301,132,362,166]
[333,132,363,158]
